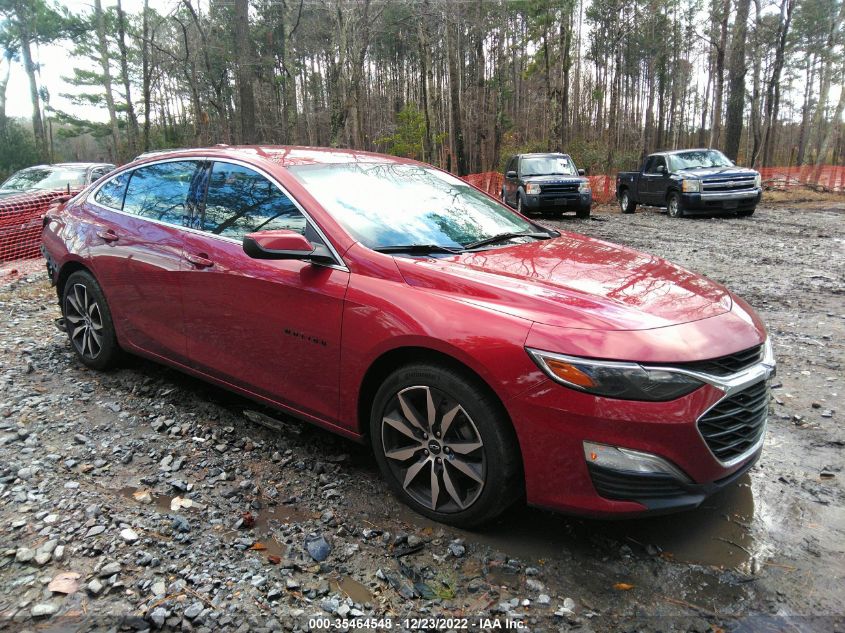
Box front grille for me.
[698,380,769,463]
[702,177,757,192]
[681,344,764,376]
[588,465,687,500]
[540,183,579,195]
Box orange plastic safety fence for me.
[0,190,78,262]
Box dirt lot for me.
[0,200,843,632]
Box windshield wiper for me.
[463,232,552,250]
[373,244,463,255]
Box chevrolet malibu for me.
[41,146,775,528]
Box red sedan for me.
[41,146,775,527]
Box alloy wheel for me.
[620,192,629,212]
[65,283,103,360]
[380,385,486,513]
[668,197,677,216]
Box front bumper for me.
[681,188,761,212]
[523,192,592,211]
[509,350,774,517]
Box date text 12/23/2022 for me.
[308,616,528,630]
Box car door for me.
[180,160,350,424]
[86,160,202,365]
[503,157,518,204]
[639,156,661,205]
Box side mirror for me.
[243,229,334,264]
[506,170,518,179]
[656,165,666,174]
[578,169,585,176]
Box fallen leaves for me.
[250,542,267,551]
[267,555,281,565]
[241,512,256,528]
[613,582,635,591]
[48,572,81,595]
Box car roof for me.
[19,162,114,171]
[131,145,416,168]
[517,152,571,158]
[650,148,720,157]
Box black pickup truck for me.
[501,152,592,218]
[616,149,762,218]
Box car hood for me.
[521,174,585,184]
[394,232,732,331]
[674,167,757,179]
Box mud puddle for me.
[117,486,188,514]
[332,576,374,604]
[385,474,772,571]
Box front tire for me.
[576,206,591,219]
[62,270,121,370]
[517,194,525,215]
[667,192,686,218]
[369,363,521,528]
[737,207,756,217]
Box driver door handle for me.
[185,252,214,268]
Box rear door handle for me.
[96,229,119,243]
[185,252,214,268]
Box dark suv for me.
[501,153,592,218]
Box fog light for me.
[583,441,690,482]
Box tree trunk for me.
[761,0,796,166]
[724,0,751,161]
[235,0,257,143]
[0,57,9,144]
[116,0,139,157]
[142,0,152,151]
[795,56,815,167]
[808,0,845,169]
[811,79,845,183]
[94,0,122,161]
[708,0,730,149]
[16,13,48,161]
[447,17,467,176]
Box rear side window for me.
[93,171,131,210]
[202,162,306,238]
[123,161,201,226]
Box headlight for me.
[681,179,701,193]
[525,183,541,195]
[762,337,775,367]
[754,173,762,188]
[527,349,704,401]
[579,180,591,193]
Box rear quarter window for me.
[93,171,131,210]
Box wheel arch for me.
[356,344,526,495]
[56,260,93,302]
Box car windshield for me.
[288,162,538,250]
[519,156,577,176]
[668,150,733,171]
[0,167,88,192]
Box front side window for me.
[123,161,201,226]
[288,163,537,250]
[93,170,132,210]
[668,150,733,171]
[202,162,306,238]
[519,155,577,177]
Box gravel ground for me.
[0,202,843,632]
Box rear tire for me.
[619,189,636,214]
[667,192,686,218]
[369,363,521,529]
[62,270,121,370]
